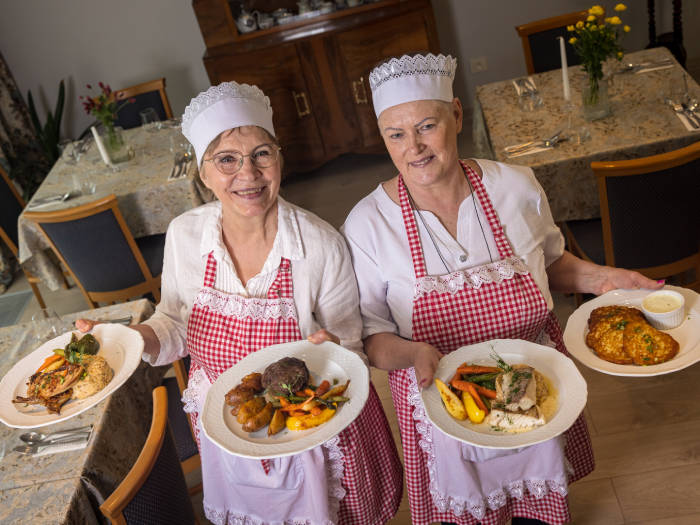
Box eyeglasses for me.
[204,144,281,175]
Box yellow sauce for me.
[539,375,558,422]
[642,293,682,313]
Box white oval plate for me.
[421,339,587,449]
[563,286,700,377]
[0,324,144,428]
[201,341,369,459]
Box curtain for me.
[0,49,50,293]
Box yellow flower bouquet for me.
[567,3,630,110]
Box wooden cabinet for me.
[193,0,439,173]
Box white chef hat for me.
[369,53,458,118]
[181,81,275,167]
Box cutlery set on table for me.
[168,150,193,181]
[12,424,93,456]
[504,129,568,158]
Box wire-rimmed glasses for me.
[204,144,281,175]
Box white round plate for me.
[563,286,700,377]
[0,324,144,428]
[201,340,369,459]
[421,339,587,449]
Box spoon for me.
[14,434,90,455]
[20,425,92,444]
[27,190,79,209]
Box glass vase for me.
[582,77,611,121]
[102,125,130,164]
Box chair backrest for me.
[100,387,197,525]
[591,140,700,286]
[113,78,173,130]
[0,165,25,255]
[23,194,161,308]
[515,10,588,74]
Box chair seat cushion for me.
[566,219,605,265]
[163,377,198,462]
[136,233,165,278]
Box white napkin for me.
[673,111,700,132]
[635,64,674,74]
[33,437,90,457]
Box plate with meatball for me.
[201,340,369,458]
[563,286,700,376]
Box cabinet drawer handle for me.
[352,77,368,105]
[293,91,311,118]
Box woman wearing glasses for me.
[78,82,402,524]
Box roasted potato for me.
[268,408,286,436]
[243,401,274,432]
[435,378,467,420]
[240,372,263,392]
[236,396,266,424]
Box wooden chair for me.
[0,166,48,308]
[163,355,202,495]
[23,194,164,309]
[100,386,199,524]
[564,141,700,304]
[114,78,174,130]
[516,10,588,74]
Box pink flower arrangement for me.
[79,82,134,130]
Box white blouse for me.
[143,198,364,366]
[341,159,565,340]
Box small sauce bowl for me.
[641,290,685,330]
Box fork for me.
[505,129,563,154]
[169,155,185,179]
[666,98,699,129]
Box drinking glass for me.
[58,140,78,164]
[31,308,62,343]
[139,107,160,131]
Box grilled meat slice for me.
[261,357,309,396]
[13,388,74,414]
[27,362,84,399]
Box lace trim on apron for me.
[203,505,334,525]
[194,288,299,321]
[414,256,529,299]
[183,369,346,525]
[407,368,569,521]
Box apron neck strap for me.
[397,174,429,279]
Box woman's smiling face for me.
[378,98,463,189]
[200,125,281,221]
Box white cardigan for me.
[341,159,564,340]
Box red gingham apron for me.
[187,252,403,524]
[389,164,594,525]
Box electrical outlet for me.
[470,56,488,73]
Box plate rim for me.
[421,338,588,449]
[563,285,700,377]
[0,324,144,428]
[201,340,370,459]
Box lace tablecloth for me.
[17,124,212,291]
[474,47,700,222]
[0,299,167,524]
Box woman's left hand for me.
[307,329,340,345]
[590,266,664,296]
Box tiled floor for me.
[7,126,700,524]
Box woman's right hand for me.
[413,343,443,390]
[75,318,99,333]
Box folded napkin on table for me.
[503,143,549,158]
[33,436,91,457]
[635,64,674,74]
[672,111,700,132]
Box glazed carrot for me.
[37,354,63,373]
[465,383,488,414]
[280,394,315,413]
[449,370,461,386]
[316,380,331,397]
[450,379,474,392]
[472,384,497,400]
[456,365,500,375]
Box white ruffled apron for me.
[182,253,344,525]
[390,165,593,525]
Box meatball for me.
[261,357,310,395]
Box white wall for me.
[1,0,693,140]
[0,0,210,139]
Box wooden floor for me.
[373,344,700,525]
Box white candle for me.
[90,126,112,166]
[558,36,571,101]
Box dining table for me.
[17,122,213,291]
[0,298,166,524]
[473,47,700,223]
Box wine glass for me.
[139,107,160,132]
[31,308,62,343]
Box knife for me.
[681,103,700,128]
[169,155,184,180]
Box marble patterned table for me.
[0,299,167,525]
[474,47,700,222]
[17,123,210,291]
